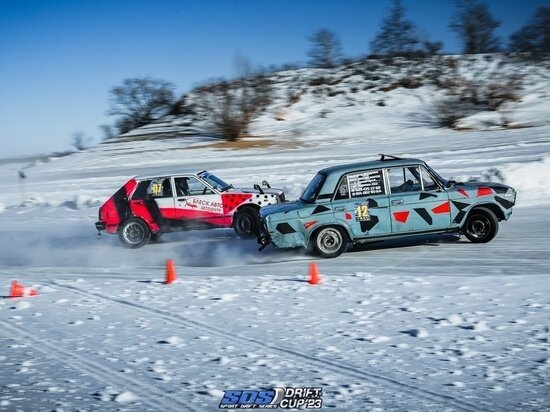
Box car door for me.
[173,176,225,227]
[332,168,391,239]
[387,165,450,234]
[127,177,176,231]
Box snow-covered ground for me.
[1,58,550,411]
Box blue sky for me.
[1,0,548,157]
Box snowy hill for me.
[120,54,550,140]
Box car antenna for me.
[379,154,402,161]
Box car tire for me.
[233,207,261,238]
[312,226,347,258]
[118,218,151,248]
[463,207,499,243]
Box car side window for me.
[346,169,385,198]
[334,177,350,200]
[132,179,152,200]
[388,167,422,193]
[420,167,438,191]
[147,177,172,198]
[185,177,214,196]
[174,177,190,196]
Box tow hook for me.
[257,234,270,252]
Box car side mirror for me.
[446,180,457,188]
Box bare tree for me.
[99,124,116,141]
[108,77,175,134]
[307,29,342,68]
[198,75,272,141]
[509,7,550,56]
[450,0,501,54]
[70,131,90,151]
[370,0,420,56]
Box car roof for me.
[133,169,207,180]
[318,158,426,176]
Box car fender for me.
[463,201,507,222]
[305,222,353,247]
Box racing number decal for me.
[355,204,370,221]
[150,182,163,197]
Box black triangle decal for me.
[419,192,438,200]
[494,196,514,209]
[451,200,470,211]
[453,210,466,224]
[360,215,379,232]
[311,205,331,215]
[414,208,433,225]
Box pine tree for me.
[450,0,501,54]
[509,7,550,55]
[370,0,419,56]
[307,29,342,68]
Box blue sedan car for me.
[258,155,516,258]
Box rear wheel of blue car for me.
[313,226,347,258]
[463,207,499,243]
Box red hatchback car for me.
[95,170,285,247]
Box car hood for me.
[454,181,513,193]
[230,187,284,196]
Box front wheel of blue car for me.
[463,207,499,243]
[313,226,347,258]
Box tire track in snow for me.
[0,319,199,412]
[51,281,496,412]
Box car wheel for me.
[463,207,499,243]
[118,218,151,248]
[233,207,261,238]
[312,226,347,258]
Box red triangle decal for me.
[432,201,450,214]
[393,211,410,223]
[477,187,493,197]
[457,188,469,198]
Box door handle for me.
[334,207,345,212]
[133,200,144,205]
[391,199,404,205]
[177,198,186,202]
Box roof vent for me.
[379,154,402,161]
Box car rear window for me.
[300,173,326,203]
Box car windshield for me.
[198,171,232,192]
[300,173,326,203]
[426,165,448,187]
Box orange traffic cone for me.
[164,259,177,284]
[308,262,321,285]
[9,281,39,298]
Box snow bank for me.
[501,156,550,206]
